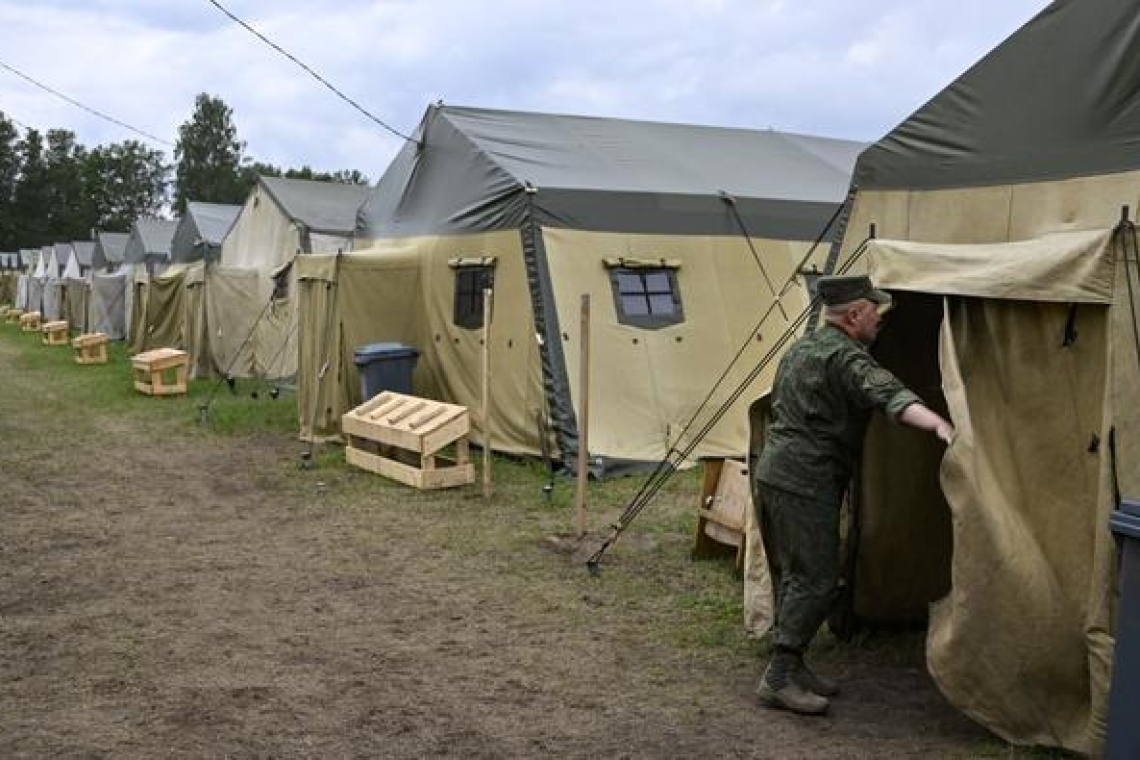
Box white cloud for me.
[0,0,1050,175]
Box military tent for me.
[167,202,241,377]
[40,243,71,322]
[124,217,179,353]
[207,176,368,381]
[90,232,131,339]
[746,0,1140,754]
[16,248,38,310]
[298,104,862,472]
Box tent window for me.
[610,267,683,328]
[272,262,293,301]
[453,265,495,329]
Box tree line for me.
[0,93,369,251]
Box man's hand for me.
[900,402,955,445]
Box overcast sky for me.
[0,0,1050,182]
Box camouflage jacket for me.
[753,322,920,505]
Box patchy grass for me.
[0,323,1073,758]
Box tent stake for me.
[575,294,591,536]
[482,287,493,499]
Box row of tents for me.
[1,0,1136,752]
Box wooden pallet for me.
[131,347,188,396]
[19,311,41,332]
[692,458,750,572]
[72,332,109,364]
[342,391,475,490]
[42,320,69,346]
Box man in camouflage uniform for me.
[753,274,954,715]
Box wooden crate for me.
[692,458,751,572]
[72,332,109,364]
[42,320,69,346]
[19,311,41,332]
[131,347,188,396]
[4,307,24,323]
[342,391,475,490]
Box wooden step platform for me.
[42,320,69,346]
[692,458,750,572]
[19,311,41,332]
[4,307,24,323]
[342,391,475,490]
[72,332,109,364]
[131,347,188,396]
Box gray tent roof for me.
[93,231,130,269]
[260,176,370,236]
[853,0,1140,192]
[53,242,73,263]
[123,218,179,264]
[71,241,95,268]
[361,104,865,239]
[170,201,241,262]
[0,252,14,269]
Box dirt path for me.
[0,334,1003,759]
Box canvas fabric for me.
[63,279,88,333]
[42,280,63,321]
[543,227,819,465]
[90,272,127,340]
[796,169,1140,754]
[16,274,28,310]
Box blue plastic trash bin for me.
[1107,497,1140,759]
[353,342,419,400]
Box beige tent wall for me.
[183,262,210,378]
[219,185,302,271]
[208,186,352,381]
[542,228,822,464]
[814,170,1140,755]
[298,230,543,454]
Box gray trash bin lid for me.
[1111,498,1140,539]
[353,342,419,365]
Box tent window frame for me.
[272,262,293,302]
[608,266,684,329]
[453,264,495,330]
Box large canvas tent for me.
[747,0,1140,753]
[124,217,179,353]
[298,104,863,472]
[90,232,131,339]
[207,176,368,381]
[170,202,241,376]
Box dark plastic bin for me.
[1107,498,1140,759]
[354,342,419,400]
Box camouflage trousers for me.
[753,481,841,652]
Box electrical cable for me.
[0,57,173,147]
[203,0,417,145]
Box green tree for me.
[43,129,88,241]
[11,129,50,247]
[84,140,169,231]
[0,112,21,249]
[173,93,246,214]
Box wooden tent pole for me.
[575,294,590,536]
[482,287,493,499]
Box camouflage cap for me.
[817,275,892,307]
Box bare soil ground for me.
[0,330,1032,758]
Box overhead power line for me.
[204,0,417,144]
[0,57,174,147]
